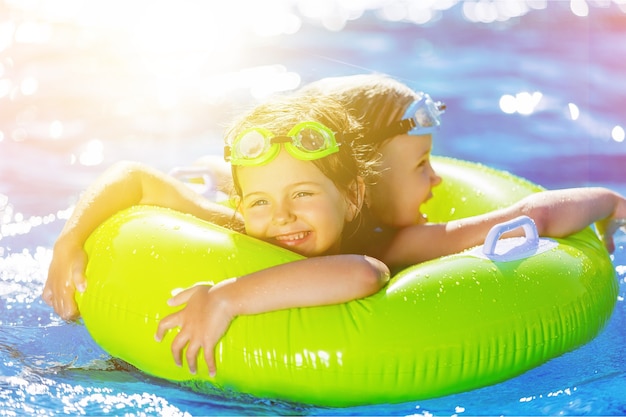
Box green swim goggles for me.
[224,121,341,166]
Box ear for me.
[345,176,366,222]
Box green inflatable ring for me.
[77,157,617,407]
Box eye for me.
[416,154,431,169]
[248,198,269,208]
[294,191,314,199]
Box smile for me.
[274,231,310,244]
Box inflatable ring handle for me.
[169,166,217,197]
[483,215,539,258]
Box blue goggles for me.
[370,93,445,142]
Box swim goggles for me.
[224,121,341,166]
[370,92,446,141]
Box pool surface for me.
[1,0,625,415]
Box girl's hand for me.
[596,193,626,253]
[596,218,626,253]
[41,240,87,321]
[154,281,236,376]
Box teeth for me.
[275,232,307,241]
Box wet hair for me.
[224,93,376,202]
[300,74,420,149]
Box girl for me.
[153,94,390,376]
[301,74,626,268]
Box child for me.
[301,74,626,267]
[152,94,390,375]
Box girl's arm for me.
[43,160,243,321]
[381,187,626,268]
[154,254,390,376]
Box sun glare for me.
[2,0,307,107]
[103,1,305,100]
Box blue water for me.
[1,0,625,415]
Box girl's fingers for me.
[597,218,624,253]
[185,343,200,374]
[41,286,54,309]
[604,234,616,253]
[154,313,178,342]
[204,345,217,377]
[55,282,79,321]
[72,251,88,293]
[170,331,190,367]
[168,285,206,306]
[43,250,84,320]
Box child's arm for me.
[381,187,626,267]
[154,254,390,376]
[42,160,243,321]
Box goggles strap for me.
[269,136,293,144]
[367,118,417,144]
[392,118,417,135]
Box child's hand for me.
[154,281,236,376]
[597,218,626,253]
[596,193,626,253]
[42,240,87,320]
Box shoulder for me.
[343,221,397,258]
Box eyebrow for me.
[242,181,324,200]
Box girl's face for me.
[367,134,442,228]
[236,148,354,257]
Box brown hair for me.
[300,74,420,149]
[224,93,376,202]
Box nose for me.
[429,163,443,187]
[272,199,296,225]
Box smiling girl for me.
[153,94,389,376]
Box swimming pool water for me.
[1,1,625,415]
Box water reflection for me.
[498,87,625,144]
[611,125,625,142]
[2,0,626,118]
[499,91,543,115]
